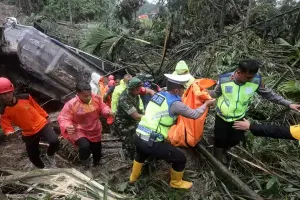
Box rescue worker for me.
[108,75,114,81]
[90,72,101,95]
[141,74,161,108]
[111,74,132,113]
[0,77,59,169]
[233,118,300,141]
[104,75,116,97]
[114,77,155,159]
[103,78,120,104]
[103,79,116,125]
[98,76,107,98]
[104,79,115,108]
[209,59,300,164]
[58,81,113,168]
[129,74,215,189]
[172,60,195,89]
[103,78,120,102]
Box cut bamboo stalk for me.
[0,168,129,199]
[195,144,264,200]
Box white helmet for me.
[6,17,18,24]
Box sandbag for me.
[167,78,216,147]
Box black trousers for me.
[214,115,245,149]
[22,124,59,169]
[133,134,186,172]
[75,137,102,164]
[250,124,294,140]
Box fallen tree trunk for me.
[195,144,264,200]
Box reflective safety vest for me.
[216,72,261,122]
[136,92,181,141]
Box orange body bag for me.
[167,78,216,147]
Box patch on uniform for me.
[150,94,165,106]
[225,86,232,93]
[245,87,253,95]
[24,104,30,110]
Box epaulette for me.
[219,72,233,84]
[251,74,262,85]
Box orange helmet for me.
[0,77,14,94]
[108,75,114,80]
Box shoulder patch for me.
[225,86,233,93]
[150,93,165,106]
[219,72,233,78]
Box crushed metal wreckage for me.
[0,17,126,103]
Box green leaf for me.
[276,38,292,47]
[283,187,300,193]
[266,177,277,190]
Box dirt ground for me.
[0,121,208,199]
[0,134,30,171]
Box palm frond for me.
[79,25,153,61]
[79,25,118,55]
[278,80,300,94]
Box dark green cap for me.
[127,77,143,89]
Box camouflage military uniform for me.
[113,89,143,160]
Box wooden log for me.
[195,144,264,200]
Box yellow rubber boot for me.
[129,160,143,183]
[170,168,193,189]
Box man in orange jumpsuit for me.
[0,77,59,169]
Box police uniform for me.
[211,71,291,164]
[249,123,300,140]
[129,74,194,190]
